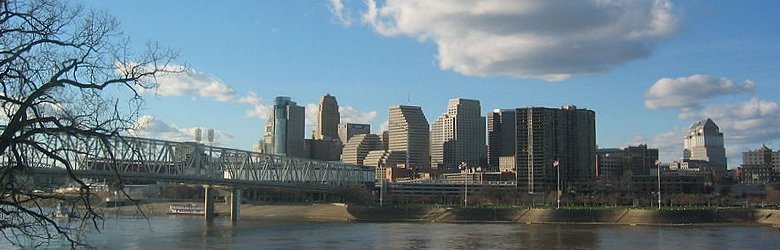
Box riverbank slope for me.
[103,202,780,225]
[346,206,780,225]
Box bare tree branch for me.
[1,0,181,248]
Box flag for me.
[458,161,467,170]
[655,160,661,166]
[552,160,559,168]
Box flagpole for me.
[657,161,661,210]
[557,162,560,209]
[465,171,469,207]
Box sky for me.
[79,0,780,168]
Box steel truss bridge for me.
[4,131,374,193]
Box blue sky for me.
[81,0,780,168]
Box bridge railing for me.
[1,129,374,187]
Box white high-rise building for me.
[388,105,430,169]
[341,134,382,165]
[683,118,727,172]
[430,99,486,169]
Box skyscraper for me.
[514,106,596,193]
[388,105,430,169]
[341,134,383,165]
[430,99,486,169]
[487,109,516,171]
[313,94,340,140]
[595,144,658,180]
[624,144,659,176]
[338,123,370,144]
[263,96,305,157]
[683,118,727,173]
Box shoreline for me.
[99,202,780,227]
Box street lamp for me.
[656,160,661,210]
[553,160,560,209]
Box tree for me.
[1,0,177,248]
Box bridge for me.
[2,129,374,221]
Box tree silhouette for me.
[0,0,178,248]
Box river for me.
[5,216,780,249]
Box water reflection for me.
[2,216,779,249]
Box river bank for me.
[104,202,356,222]
[103,202,780,226]
[346,206,780,226]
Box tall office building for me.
[595,148,624,180]
[338,123,370,144]
[263,96,305,157]
[487,109,516,171]
[515,106,596,193]
[624,144,659,176]
[388,105,430,169]
[313,94,340,140]
[743,145,778,166]
[683,118,727,173]
[381,130,389,151]
[595,145,658,180]
[741,145,780,183]
[430,99,486,169]
[342,134,383,165]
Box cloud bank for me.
[126,64,273,119]
[128,115,234,145]
[640,75,777,167]
[645,75,755,110]
[304,103,379,134]
[332,0,677,80]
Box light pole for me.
[553,160,560,209]
[464,172,469,207]
[379,179,384,207]
[557,164,561,209]
[657,160,662,210]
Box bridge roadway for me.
[16,133,374,189]
[6,131,375,221]
[30,167,348,193]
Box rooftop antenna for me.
[407,93,411,105]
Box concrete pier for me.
[204,185,216,221]
[230,188,241,222]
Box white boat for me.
[168,203,206,215]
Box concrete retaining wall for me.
[346,206,780,225]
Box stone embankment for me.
[346,206,780,225]
[104,202,780,225]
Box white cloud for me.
[239,91,273,119]
[684,98,780,144]
[333,0,677,80]
[329,0,353,26]
[340,106,377,124]
[305,103,378,133]
[377,119,389,134]
[128,115,234,145]
[305,103,319,127]
[139,67,236,102]
[121,63,273,120]
[645,75,755,110]
[637,93,780,167]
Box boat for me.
[168,203,206,215]
[53,201,78,219]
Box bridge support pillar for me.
[204,185,216,221]
[230,188,241,223]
